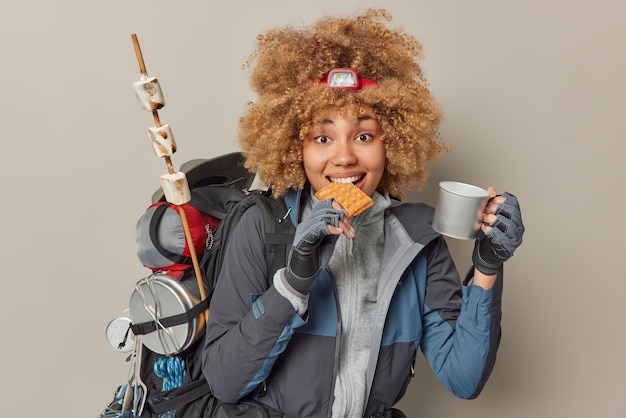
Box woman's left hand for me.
[472,187,525,276]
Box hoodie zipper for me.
[335,232,358,417]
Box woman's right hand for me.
[284,199,350,294]
[329,200,355,238]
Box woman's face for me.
[302,106,385,197]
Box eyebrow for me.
[320,115,375,124]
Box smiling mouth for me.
[328,175,363,185]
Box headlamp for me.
[323,68,378,90]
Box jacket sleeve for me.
[201,205,305,402]
[419,237,503,399]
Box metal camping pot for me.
[129,272,205,355]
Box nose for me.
[331,140,357,166]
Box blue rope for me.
[153,356,186,418]
[154,356,186,391]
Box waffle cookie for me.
[315,182,373,218]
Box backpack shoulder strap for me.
[200,191,296,294]
[236,192,296,279]
[251,193,296,278]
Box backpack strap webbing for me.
[147,377,212,415]
[130,297,210,336]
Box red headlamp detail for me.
[322,68,378,90]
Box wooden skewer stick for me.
[131,33,148,77]
[130,34,208,311]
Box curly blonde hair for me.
[239,8,448,199]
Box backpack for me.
[98,152,295,418]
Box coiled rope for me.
[154,356,186,391]
[152,356,186,418]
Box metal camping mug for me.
[432,181,490,240]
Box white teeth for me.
[330,176,361,184]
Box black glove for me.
[284,199,344,294]
[473,192,525,275]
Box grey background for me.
[1,1,624,417]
